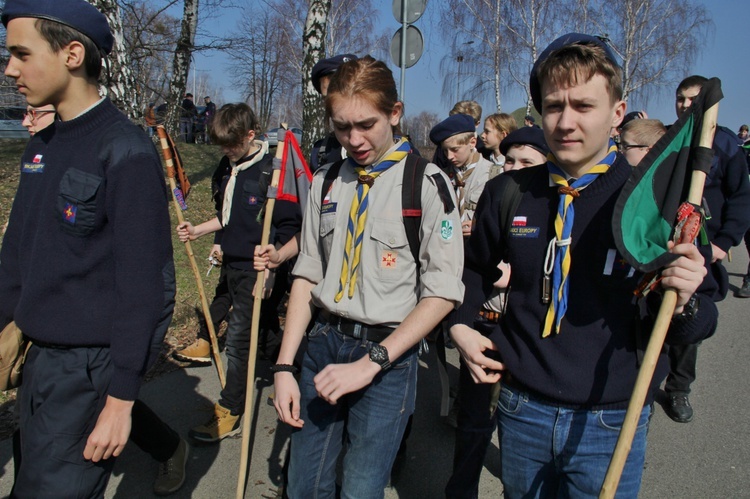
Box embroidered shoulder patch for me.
[441,220,454,240]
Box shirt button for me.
[389,237,395,244]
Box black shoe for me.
[665,393,693,423]
[736,277,750,298]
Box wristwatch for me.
[675,293,700,321]
[368,344,391,371]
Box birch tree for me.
[594,0,713,105]
[300,0,331,158]
[165,0,199,135]
[88,0,140,120]
[437,0,508,112]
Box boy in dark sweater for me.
[448,33,717,498]
[0,1,175,496]
[177,103,302,442]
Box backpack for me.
[320,154,455,275]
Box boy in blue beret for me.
[500,126,550,172]
[448,33,716,497]
[430,113,493,238]
[1,0,184,496]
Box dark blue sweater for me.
[451,156,717,408]
[215,153,302,270]
[0,98,173,400]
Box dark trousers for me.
[197,264,286,361]
[197,265,232,343]
[665,343,700,395]
[13,346,116,498]
[744,229,750,276]
[445,357,498,499]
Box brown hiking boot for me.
[173,338,211,364]
[189,403,241,443]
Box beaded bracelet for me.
[269,363,299,374]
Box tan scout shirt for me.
[292,152,465,327]
[455,154,492,223]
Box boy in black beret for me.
[1,0,184,495]
[499,126,550,172]
[309,54,358,171]
[448,33,716,497]
[430,113,493,238]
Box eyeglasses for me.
[24,108,55,122]
[618,142,650,152]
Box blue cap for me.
[529,33,620,113]
[311,54,358,94]
[2,0,114,55]
[500,126,550,157]
[429,114,476,145]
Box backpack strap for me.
[320,158,346,207]
[402,154,430,268]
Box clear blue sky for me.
[197,1,748,133]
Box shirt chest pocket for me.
[56,168,102,237]
[241,179,263,209]
[319,212,337,262]
[370,218,409,282]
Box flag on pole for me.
[268,130,313,209]
[612,78,723,273]
[163,130,192,209]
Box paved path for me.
[0,251,747,498]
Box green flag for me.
[612,78,723,273]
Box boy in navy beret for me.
[430,113,493,238]
[309,54,358,171]
[499,126,549,172]
[1,0,184,495]
[449,33,716,497]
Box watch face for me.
[369,344,388,364]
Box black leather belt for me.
[318,310,394,343]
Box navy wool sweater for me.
[216,152,302,270]
[0,98,173,400]
[451,156,717,408]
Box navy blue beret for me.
[311,54,358,94]
[429,114,476,145]
[500,126,550,157]
[2,0,114,55]
[529,33,620,114]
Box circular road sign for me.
[392,0,428,24]
[390,25,424,69]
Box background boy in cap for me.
[309,53,358,171]
[430,113,492,237]
[499,126,550,172]
[664,75,750,423]
[448,33,717,497]
[1,1,178,495]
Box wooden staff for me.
[236,132,285,499]
[599,102,719,498]
[156,125,226,388]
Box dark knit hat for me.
[311,54,358,94]
[429,114,476,145]
[500,126,550,157]
[2,0,114,54]
[529,33,620,114]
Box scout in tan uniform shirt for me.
[272,55,464,498]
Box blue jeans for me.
[497,384,650,499]
[287,322,418,499]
